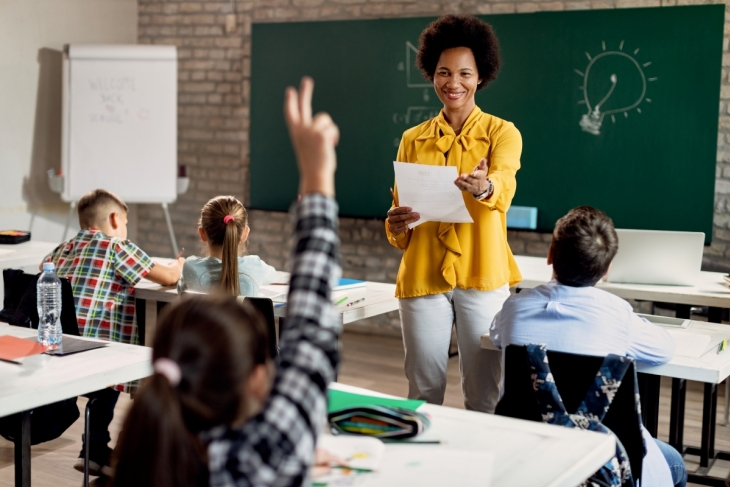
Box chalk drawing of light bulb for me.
[576,41,657,136]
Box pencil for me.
[346,298,365,307]
[335,296,348,306]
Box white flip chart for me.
[62,44,178,203]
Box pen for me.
[0,357,21,365]
[332,465,374,473]
[335,296,348,306]
[346,297,365,307]
[718,339,727,354]
[177,247,185,259]
[381,439,443,444]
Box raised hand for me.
[284,77,339,197]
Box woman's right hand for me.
[387,206,420,235]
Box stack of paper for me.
[394,162,473,229]
[665,329,713,358]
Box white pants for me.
[399,285,510,412]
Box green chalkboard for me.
[251,6,723,239]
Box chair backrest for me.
[237,296,277,359]
[495,345,644,483]
[1,269,79,336]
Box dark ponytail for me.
[199,196,248,296]
[112,295,270,487]
[112,375,207,487]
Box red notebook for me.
[0,335,48,361]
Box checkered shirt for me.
[44,228,153,345]
[207,193,342,487]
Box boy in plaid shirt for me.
[43,189,183,478]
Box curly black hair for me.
[416,15,501,91]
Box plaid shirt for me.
[44,228,153,345]
[207,193,341,487]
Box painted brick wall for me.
[137,0,730,335]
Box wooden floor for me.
[1,331,729,486]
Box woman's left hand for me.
[454,158,489,196]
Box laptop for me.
[605,229,704,286]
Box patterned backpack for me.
[524,344,644,487]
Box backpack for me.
[524,343,644,487]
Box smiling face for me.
[433,47,482,115]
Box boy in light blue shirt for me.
[491,206,686,487]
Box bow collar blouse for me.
[386,106,523,298]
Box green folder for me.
[328,389,425,414]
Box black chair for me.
[179,291,279,359]
[1,269,79,335]
[238,296,278,359]
[0,269,101,487]
[495,345,645,485]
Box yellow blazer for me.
[386,106,523,299]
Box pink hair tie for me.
[154,358,182,386]
[223,215,235,224]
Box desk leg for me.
[145,299,158,346]
[14,410,30,487]
[669,378,686,451]
[699,383,718,469]
[708,307,723,323]
[675,304,691,319]
[638,373,661,437]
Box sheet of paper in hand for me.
[393,162,473,229]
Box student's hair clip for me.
[154,358,182,386]
[223,215,235,224]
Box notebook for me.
[0,335,48,362]
[334,278,366,292]
[44,336,108,356]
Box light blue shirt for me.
[178,255,278,297]
[490,280,675,365]
[490,280,675,487]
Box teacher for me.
[386,14,522,412]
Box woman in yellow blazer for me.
[386,14,522,412]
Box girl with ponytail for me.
[112,295,272,487]
[178,196,277,296]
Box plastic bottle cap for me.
[42,262,55,272]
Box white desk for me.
[330,383,615,487]
[0,323,152,487]
[480,319,730,482]
[515,254,730,309]
[135,274,398,345]
[0,241,59,303]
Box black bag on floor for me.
[0,399,80,445]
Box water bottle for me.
[37,262,62,347]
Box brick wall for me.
[137,0,730,335]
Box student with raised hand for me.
[178,195,278,296]
[112,76,341,487]
[490,206,686,487]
